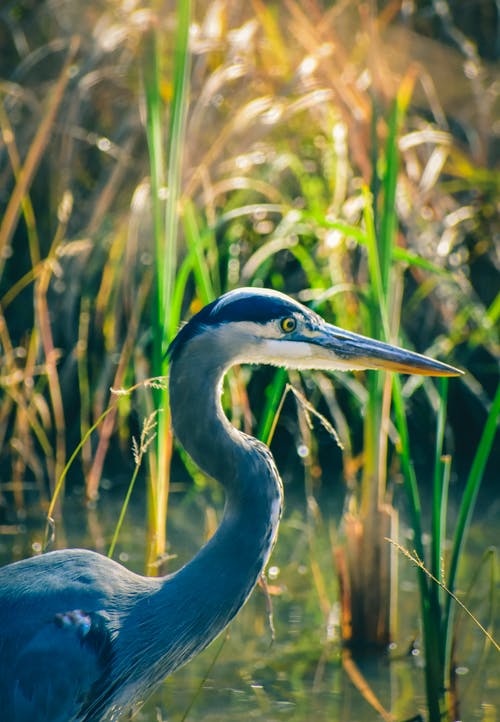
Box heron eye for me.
[280,317,297,333]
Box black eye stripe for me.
[280,317,297,333]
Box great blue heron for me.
[0,288,461,721]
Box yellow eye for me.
[280,316,297,333]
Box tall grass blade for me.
[432,378,449,579]
[143,44,166,568]
[444,380,500,675]
[378,99,401,295]
[183,200,216,305]
[392,375,444,722]
[164,0,191,341]
[144,1,192,570]
[257,368,288,444]
[431,377,450,630]
[143,28,167,374]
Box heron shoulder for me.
[0,549,156,612]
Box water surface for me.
[0,484,498,721]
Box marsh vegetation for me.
[0,1,499,720]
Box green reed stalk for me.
[144,29,166,371]
[142,31,166,568]
[444,380,500,679]
[432,378,449,593]
[143,0,192,570]
[378,99,400,295]
[361,184,387,517]
[257,368,288,444]
[394,377,500,721]
[367,92,447,717]
[332,96,406,650]
[164,0,191,341]
[392,376,445,722]
[183,200,216,305]
[362,95,402,519]
[430,376,450,671]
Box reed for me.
[333,86,413,649]
[142,0,192,572]
[443,381,500,701]
[392,374,500,720]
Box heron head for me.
[168,287,462,377]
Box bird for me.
[0,287,462,721]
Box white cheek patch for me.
[236,339,366,371]
[214,322,375,372]
[244,339,313,367]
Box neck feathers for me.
[162,330,283,668]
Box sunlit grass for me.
[0,2,498,720]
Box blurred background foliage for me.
[1,1,499,719]
[0,0,498,515]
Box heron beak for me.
[312,323,463,377]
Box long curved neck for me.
[159,333,283,664]
[168,332,283,533]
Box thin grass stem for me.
[108,412,158,559]
[389,539,500,653]
[107,463,141,560]
[44,404,117,550]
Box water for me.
[0,485,498,721]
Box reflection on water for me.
[0,486,498,721]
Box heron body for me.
[0,288,461,721]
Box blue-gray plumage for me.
[0,288,462,721]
